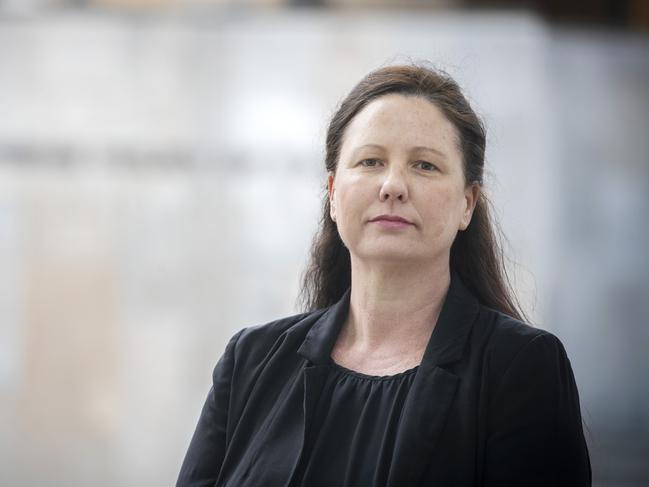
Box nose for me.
[379,166,409,202]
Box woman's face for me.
[328,94,479,266]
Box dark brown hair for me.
[298,63,525,321]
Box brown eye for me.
[360,158,381,167]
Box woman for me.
[177,64,591,486]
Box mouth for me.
[369,214,414,228]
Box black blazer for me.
[177,274,591,486]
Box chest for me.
[218,359,487,487]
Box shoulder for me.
[475,309,591,484]
[477,307,571,390]
[481,307,554,356]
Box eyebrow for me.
[355,143,448,159]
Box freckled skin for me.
[328,94,478,267]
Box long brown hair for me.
[298,64,526,321]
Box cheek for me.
[336,180,373,217]
[421,186,466,229]
[334,184,376,245]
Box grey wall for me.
[0,8,647,486]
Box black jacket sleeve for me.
[483,333,592,487]
[176,329,244,487]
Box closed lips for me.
[370,215,413,224]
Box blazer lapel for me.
[285,290,351,487]
[386,272,480,487]
[280,364,329,487]
[385,364,459,486]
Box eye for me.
[415,160,438,171]
[359,158,382,167]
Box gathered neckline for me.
[327,359,420,381]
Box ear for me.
[459,183,480,231]
[327,173,336,222]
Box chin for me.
[352,245,429,264]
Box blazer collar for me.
[296,287,350,364]
[296,270,479,367]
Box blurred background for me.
[0,0,648,485]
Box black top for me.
[177,272,591,487]
[294,361,419,486]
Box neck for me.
[342,255,451,352]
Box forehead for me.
[341,94,460,155]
